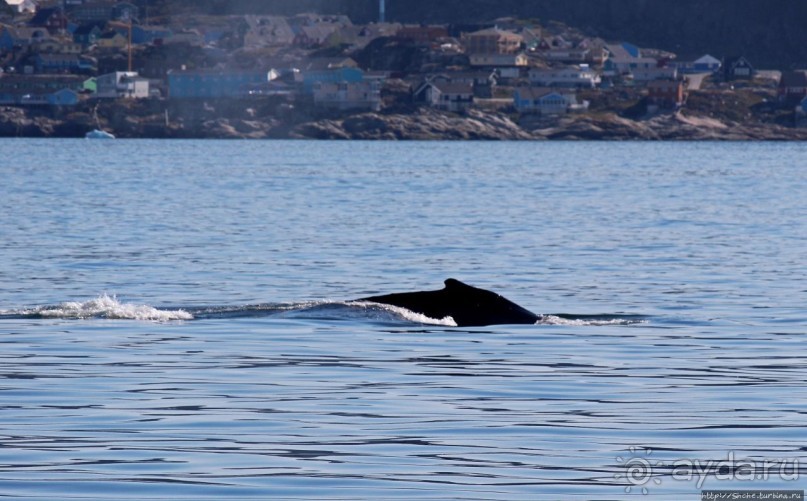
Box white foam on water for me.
[352,301,458,327]
[21,294,193,321]
[537,315,644,326]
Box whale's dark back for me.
[359,278,540,327]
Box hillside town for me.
[2,0,807,138]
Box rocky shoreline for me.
[3,102,807,140]
[290,109,807,140]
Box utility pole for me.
[379,0,385,23]
[127,15,133,72]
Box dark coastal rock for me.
[291,108,534,140]
[3,102,807,140]
[525,112,807,141]
[0,107,86,137]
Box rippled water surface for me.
[0,139,805,499]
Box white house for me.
[469,53,529,68]
[513,87,585,114]
[95,71,150,99]
[415,81,474,112]
[423,71,497,97]
[312,80,381,111]
[693,54,723,73]
[5,0,37,13]
[675,54,721,74]
[528,65,601,88]
[540,47,590,64]
[630,66,677,82]
[603,43,661,77]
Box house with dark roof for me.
[778,70,807,102]
[31,53,94,73]
[28,7,69,34]
[425,70,498,97]
[723,56,755,81]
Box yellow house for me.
[463,28,523,55]
[31,38,83,54]
[96,31,128,50]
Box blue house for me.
[132,25,173,45]
[203,30,225,45]
[0,27,16,51]
[45,87,79,105]
[73,24,103,46]
[32,53,77,72]
[513,87,580,115]
[168,69,272,99]
[621,42,641,58]
[0,88,78,106]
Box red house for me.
[396,25,449,45]
[647,79,686,109]
[778,70,807,103]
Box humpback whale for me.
[359,278,541,327]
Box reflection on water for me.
[1,140,806,499]
[0,316,805,499]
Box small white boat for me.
[85,129,115,139]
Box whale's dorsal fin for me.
[444,278,469,290]
[359,279,539,327]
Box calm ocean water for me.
[0,139,805,500]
